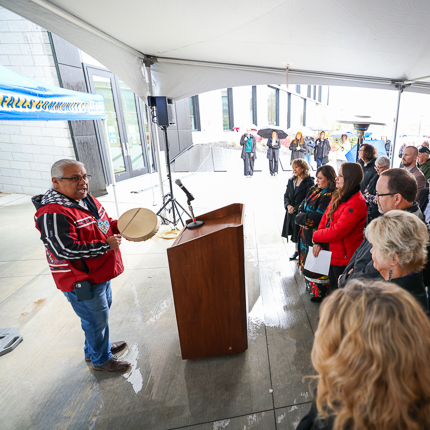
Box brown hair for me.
[380,168,417,203]
[311,165,336,192]
[312,279,430,430]
[292,158,310,179]
[326,162,363,220]
[294,132,304,144]
[360,143,377,162]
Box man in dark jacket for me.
[338,168,423,288]
[418,146,430,186]
[33,159,130,374]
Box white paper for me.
[304,246,332,276]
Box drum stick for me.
[121,208,142,236]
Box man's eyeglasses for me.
[375,192,395,198]
[58,174,92,183]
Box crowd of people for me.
[279,142,430,428]
[240,130,351,177]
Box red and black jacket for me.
[312,186,367,267]
[33,189,124,292]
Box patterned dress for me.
[295,186,334,299]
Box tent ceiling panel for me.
[3,0,430,100]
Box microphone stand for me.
[186,195,204,230]
[156,126,191,227]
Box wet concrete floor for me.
[0,165,321,430]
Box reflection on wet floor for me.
[0,171,320,430]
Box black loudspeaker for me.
[148,96,176,127]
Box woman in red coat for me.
[312,162,367,292]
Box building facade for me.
[0,6,330,195]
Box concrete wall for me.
[0,6,75,195]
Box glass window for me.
[189,95,201,131]
[190,97,196,130]
[267,87,278,126]
[119,80,145,171]
[291,95,304,127]
[93,75,126,174]
[222,90,229,130]
[221,89,233,130]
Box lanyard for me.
[83,198,99,219]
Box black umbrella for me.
[257,126,288,139]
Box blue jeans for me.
[304,154,313,169]
[64,281,114,366]
[317,157,323,168]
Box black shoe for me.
[289,251,299,261]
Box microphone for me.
[175,179,194,202]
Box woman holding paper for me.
[312,162,367,291]
[295,165,337,301]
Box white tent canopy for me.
[3,0,430,101]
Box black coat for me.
[281,176,315,242]
[266,138,280,161]
[338,202,424,288]
[360,157,377,193]
[391,271,427,311]
[419,187,429,213]
[313,138,331,163]
[418,188,430,289]
[296,401,333,430]
[240,134,257,159]
[364,173,380,224]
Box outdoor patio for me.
[0,167,321,430]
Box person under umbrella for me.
[240,128,257,178]
[289,132,307,165]
[267,131,280,176]
[314,131,331,167]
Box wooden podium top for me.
[172,203,244,247]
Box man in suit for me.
[402,146,426,200]
[338,168,423,288]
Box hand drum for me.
[118,208,160,242]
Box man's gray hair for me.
[51,159,84,179]
[375,155,390,167]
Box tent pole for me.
[144,64,165,201]
[102,119,120,217]
[390,83,405,168]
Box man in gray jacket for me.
[402,145,426,200]
[338,168,423,288]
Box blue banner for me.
[345,140,387,162]
[0,65,106,121]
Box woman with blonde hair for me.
[282,158,314,260]
[297,279,430,430]
[366,210,429,309]
[289,132,308,165]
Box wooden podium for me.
[167,203,248,359]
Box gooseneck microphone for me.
[175,179,194,202]
[174,179,204,230]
